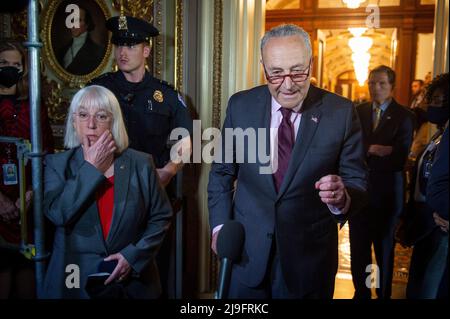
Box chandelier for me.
[347,28,373,86]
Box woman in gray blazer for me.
[43,85,173,298]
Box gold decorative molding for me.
[153,0,163,78]
[112,0,154,21]
[40,0,112,85]
[174,0,183,92]
[209,0,223,292]
[42,78,70,123]
[212,0,223,129]
[11,9,28,40]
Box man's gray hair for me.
[261,24,312,58]
[64,85,129,153]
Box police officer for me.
[90,15,192,298]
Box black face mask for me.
[427,106,449,126]
[0,66,23,88]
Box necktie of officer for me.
[373,106,382,131]
[274,108,295,192]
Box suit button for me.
[267,233,274,239]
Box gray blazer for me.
[208,85,368,297]
[43,147,172,299]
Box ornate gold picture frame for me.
[41,0,112,84]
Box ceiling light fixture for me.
[347,28,373,86]
[342,0,365,9]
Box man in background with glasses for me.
[208,24,367,299]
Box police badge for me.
[153,90,164,103]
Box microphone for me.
[216,221,245,299]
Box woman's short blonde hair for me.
[64,85,129,153]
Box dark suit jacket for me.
[427,126,449,219]
[42,148,172,299]
[356,99,415,172]
[58,36,104,75]
[208,85,368,296]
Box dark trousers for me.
[155,221,176,299]
[349,171,404,299]
[156,177,184,299]
[407,228,449,299]
[227,240,334,299]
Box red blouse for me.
[96,176,115,240]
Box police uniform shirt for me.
[90,71,193,168]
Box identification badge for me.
[2,163,18,185]
[153,90,164,103]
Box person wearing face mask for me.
[401,72,449,299]
[0,40,54,298]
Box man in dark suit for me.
[349,65,415,299]
[208,24,367,299]
[57,6,104,75]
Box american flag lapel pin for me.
[311,115,319,123]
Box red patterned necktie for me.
[273,108,295,192]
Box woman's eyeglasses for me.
[75,111,111,123]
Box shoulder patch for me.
[178,93,187,108]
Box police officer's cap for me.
[106,15,159,46]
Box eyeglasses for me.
[74,111,111,123]
[263,58,312,85]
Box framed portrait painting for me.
[41,0,112,83]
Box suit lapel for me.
[70,148,108,251]
[277,87,322,199]
[373,100,396,133]
[69,147,86,176]
[106,151,131,246]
